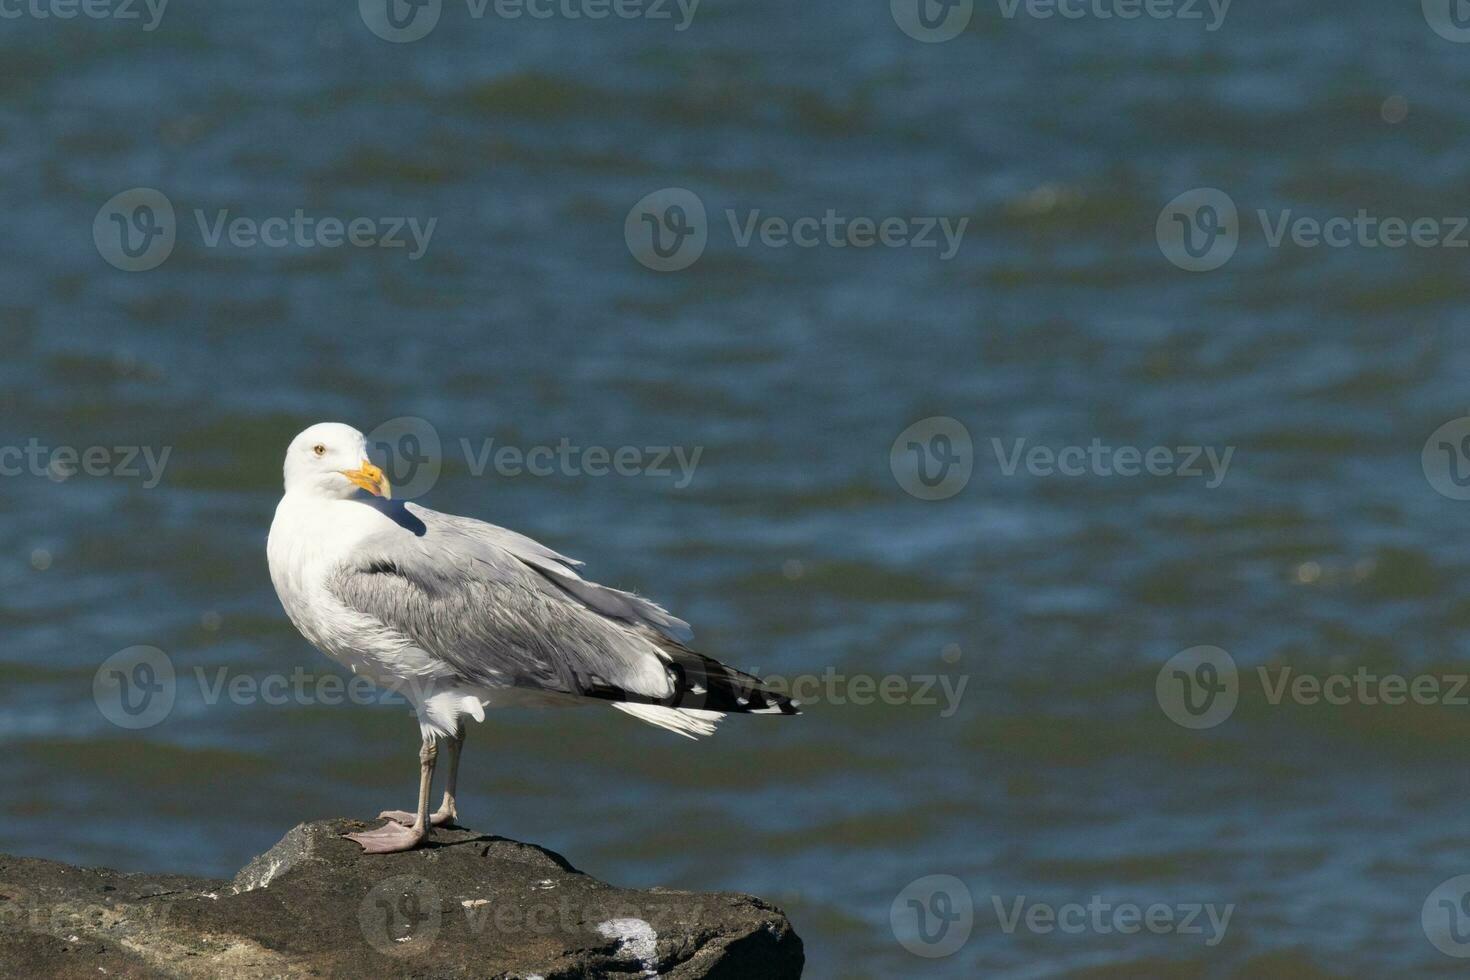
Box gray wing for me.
[324,500,689,702]
[457,514,694,645]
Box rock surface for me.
[0,818,803,979]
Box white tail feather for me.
[611,703,726,739]
[462,695,486,723]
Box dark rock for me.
[0,819,803,978]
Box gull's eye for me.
[312,444,327,457]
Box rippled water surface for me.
[5,1,1470,976]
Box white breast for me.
[267,494,451,694]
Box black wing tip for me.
[647,640,804,716]
[753,696,802,717]
[678,677,802,716]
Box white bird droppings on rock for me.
[597,917,658,977]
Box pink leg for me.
[346,736,437,854]
[375,726,464,828]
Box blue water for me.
[5,1,1470,976]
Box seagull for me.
[267,422,799,853]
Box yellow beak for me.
[342,460,391,499]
